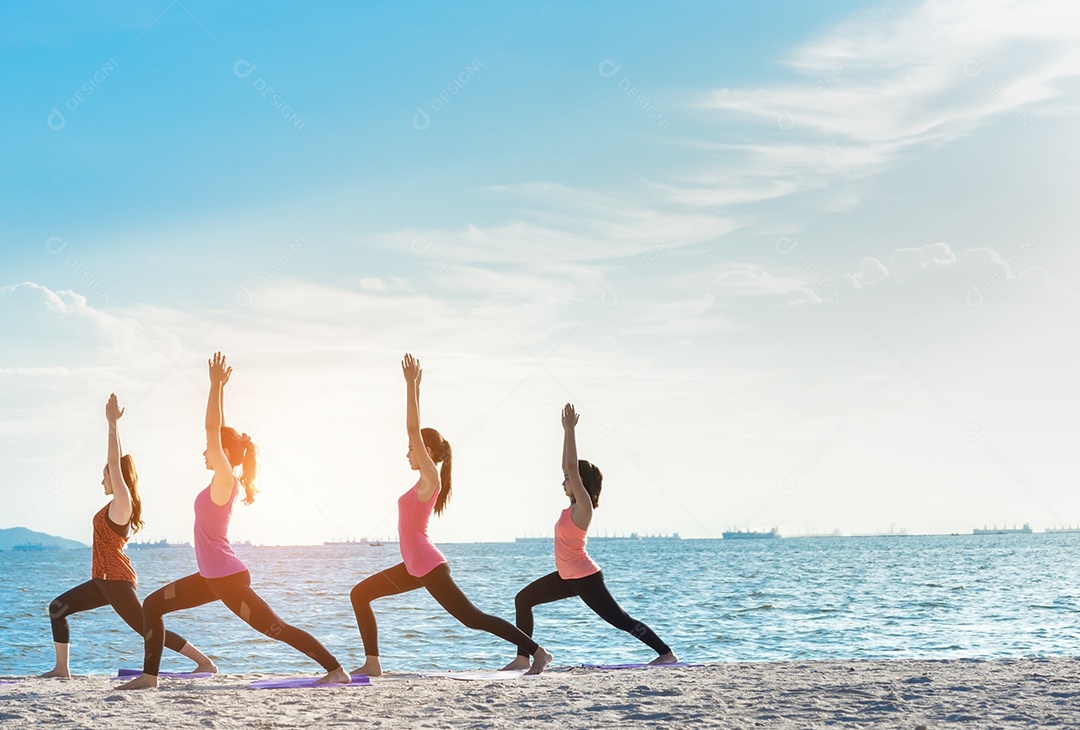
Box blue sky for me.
[2,0,1079,545]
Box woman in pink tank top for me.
[119,353,349,689]
[349,354,553,676]
[502,404,678,670]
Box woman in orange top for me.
[41,395,216,678]
[503,404,677,670]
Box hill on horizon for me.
[0,526,87,551]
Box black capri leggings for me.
[140,570,340,676]
[513,570,671,658]
[48,578,189,654]
[350,562,540,657]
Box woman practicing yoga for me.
[42,394,216,678]
[118,353,349,689]
[502,404,677,670]
[350,354,553,676]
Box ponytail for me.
[239,438,258,505]
[221,427,259,505]
[120,454,144,533]
[421,427,452,516]
[435,443,452,516]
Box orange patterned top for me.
[91,504,136,584]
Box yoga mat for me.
[116,669,213,679]
[247,674,371,689]
[423,670,529,681]
[581,662,701,670]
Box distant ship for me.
[722,528,780,540]
[973,523,1033,535]
[791,529,843,538]
[516,532,681,542]
[323,538,396,546]
[1045,525,1080,533]
[592,532,681,541]
[129,539,191,549]
[852,525,909,538]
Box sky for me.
[1,0,1078,546]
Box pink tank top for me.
[554,507,601,580]
[398,480,447,578]
[193,480,247,579]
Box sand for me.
[2,657,1078,728]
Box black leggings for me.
[513,570,671,658]
[48,579,189,654]
[350,562,540,657]
[141,570,340,676]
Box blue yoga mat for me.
[247,673,371,689]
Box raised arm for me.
[105,393,132,525]
[403,354,440,500]
[205,352,236,506]
[562,403,593,530]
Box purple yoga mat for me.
[247,674,371,689]
[581,662,700,670]
[115,669,213,679]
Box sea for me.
[3,534,1080,676]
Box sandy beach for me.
[2,657,1077,728]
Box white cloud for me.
[710,264,822,305]
[0,282,146,363]
[885,242,959,283]
[848,257,890,288]
[681,0,1080,210]
[842,241,1054,294]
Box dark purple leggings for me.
[513,570,671,657]
[48,578,188,653]
[350,562,540,657]
[140,570,340,676]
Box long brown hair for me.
[221,427,258,505]
[119,454,144,533]
[421,427,452,515]
[577,459,603,508]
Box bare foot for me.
[117,674,158,690]
[649,651,679,665]
[313,666,351,685]
[193,662,218,674]
[351,656,382,678]
[524,647,552,676]
[500,656,530,671]
[40,668,70,678]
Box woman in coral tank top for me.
[119,353,349,689]
[41,394,215,678]
[502,404,677,670]
[349,354,552,676]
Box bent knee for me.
[350,582,376,608]
[143,591,166,618]
[48,598,68,619]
